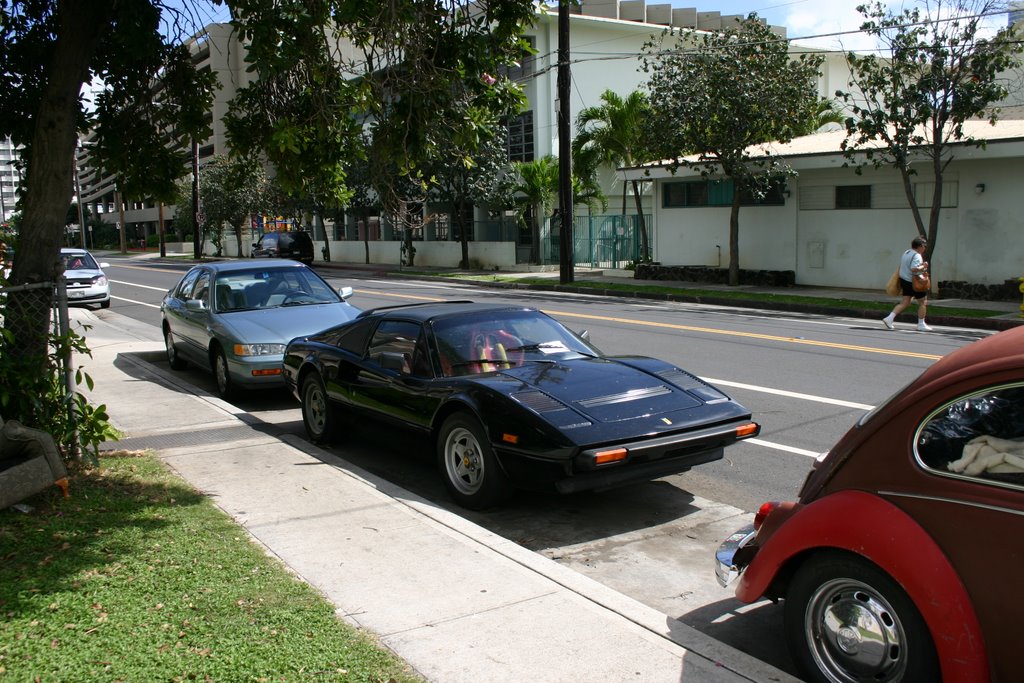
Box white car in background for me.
[60,248,111,308]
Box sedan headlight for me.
[92,275,108,286]
[233,343,286,357]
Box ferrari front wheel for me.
[437,413,512,510]
[301,372,341,445]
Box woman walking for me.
[882,236,931,331]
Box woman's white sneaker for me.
[917,321,933,331]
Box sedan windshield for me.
[62,252,99,270]
[431,310,599,376]
[213,268,340,312]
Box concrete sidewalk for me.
[78,306,798,683]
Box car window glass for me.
[175,269,201,300]
[367,320,421,374]
[191,272,211,303]
[260,234,278,249]
[916,383,1024,489]
[333,318,373,354]
[430,310,598,376]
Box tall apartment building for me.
[76,22,251,243]
[0,137,23,225]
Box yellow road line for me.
[357,291,944,361]
[546,309,942,360]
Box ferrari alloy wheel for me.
[437,413,512,510]
[164,328,187,370]
[302,372,340,445]
[213,348,235,400]
[785,551,939,683]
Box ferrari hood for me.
[501,357,720,423]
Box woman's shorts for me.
[900,278,927,299]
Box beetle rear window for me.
[916,384,1024,488]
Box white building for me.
[622,118,1024,291]
[0,137,23,225]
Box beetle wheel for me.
[784,551,939,683]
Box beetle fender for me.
[736,489,988,683]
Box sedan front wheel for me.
[437,413,512,510]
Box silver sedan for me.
[160,259,358,398]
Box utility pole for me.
[73,146,86,249]
[557,0,574,284]
[192,138,201,259]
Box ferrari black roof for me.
[355,301,535,323]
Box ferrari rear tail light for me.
[753,501,780,530]
[594,448,628,465]
[735,422,759,438]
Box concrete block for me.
[582,0,618,19]
[672,7,698,29]
[697,11,721,30]
[647,3,671,25]
[620,0,645,22]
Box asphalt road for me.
[94,254,991,678]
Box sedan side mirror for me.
[338,286,354,301]
[99,262,110,268]
[185,299,207,311]
[377,351,411,374]
[578,329,590,342]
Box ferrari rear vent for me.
[512,391,566,413]
[577,385,672,408]
[656,369,728,402]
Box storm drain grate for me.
[101,423,282,452]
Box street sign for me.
[196,211,206,227]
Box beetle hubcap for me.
[806,578,906,682]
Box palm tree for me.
[573,89,654,262]
[509,156,558,264]
[791,97,847,136]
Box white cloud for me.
[785,2,880,53]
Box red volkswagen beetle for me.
[716,326,1024,682]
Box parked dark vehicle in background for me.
[161,259,357,399]
[60,248,110,308]
[284,301,760,509]
[715,326,1024,683]
[251,230,314,265]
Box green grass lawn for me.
[0,452,421,683]
[416,272,1011,319]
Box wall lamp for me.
[975,183,986,195]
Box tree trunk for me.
[457,199,470,269]
[7,1,111,367]
[630,180,650,262]
[728,192,741,286]
[530,206,540,265]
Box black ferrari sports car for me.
[283,301,760,509]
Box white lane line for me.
[746,438,821,458]
[110,280,168,292]
[703,377,874,411]
[111,296,160,309]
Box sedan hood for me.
[218,304,356,344]
[500,357,715,423]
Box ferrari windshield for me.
[431,309,599,375]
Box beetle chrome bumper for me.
[715,523,756,587]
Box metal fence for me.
[547,214,647,269]
[0,277,76,455]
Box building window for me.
[506,111,534,163]
[663,179,785,207]
[835,185,871,209]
